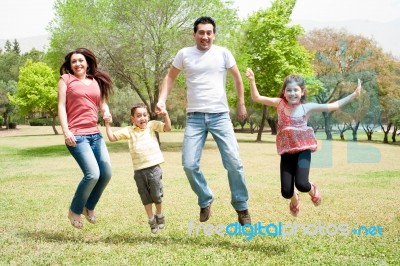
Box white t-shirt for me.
[173,45,236,113]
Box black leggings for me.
[280,150,312,199]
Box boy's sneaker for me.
[148,217,159,234]
[236,209,251,225]
[156,214,165,229]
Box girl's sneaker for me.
[148,217,159,234]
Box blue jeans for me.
[182,112,248,211]
[67,133,112,214]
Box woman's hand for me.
[64,130,76,147]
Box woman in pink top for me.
[245,68,361,217]
[58,48,113,229]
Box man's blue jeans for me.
[67,133,112,214]
[182,112,248,211]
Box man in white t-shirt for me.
[156,16,251,225]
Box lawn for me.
[0,126,399,265]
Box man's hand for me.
[237,104,247,122]
[155,101,167,115]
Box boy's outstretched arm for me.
[104,120,117,142]
[162,111,172,132]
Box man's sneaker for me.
[236,209,251,225]
[156,214,165,229]
[148,217,159,234]
[200,204,212,222]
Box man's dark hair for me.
[193,16,216,33]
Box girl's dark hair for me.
[60,47,113,100]
[279,74,307,103]
[194,16,216,33]
[130,103,147,116]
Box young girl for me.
[245,68,361,216]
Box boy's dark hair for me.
[130,103,147,116]
[194,16,216,33]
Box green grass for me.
[0,126,399,265]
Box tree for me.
[0,80,17,129]
[47,0,240,124]
[107,86,141,126]
[299,29,398,140]
[0,50,21,82]
[9,60,59,134]
[243,0,314,141]
[4,40,12,53]
[12,39,21,55]
[380,96,400,143]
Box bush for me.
[29,118,53,126]
[0,117,3,127]
[8,122,17,129]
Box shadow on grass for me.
[20,229,288,256]
[16,145,69,157]
[7,134,59,138]
[237,139,276,144]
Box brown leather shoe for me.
[200,204,212,222]
[236,209,251,225]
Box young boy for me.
[105,103,171,233]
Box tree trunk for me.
[3,113,9,129]
[322,112,332,140]
[381,122,391,144]
[352,122,360,141]
[383,132,389,143]
[256,106,267,142]
[267,118,277,135]
[52,115,59,135]
[392,126,397,143]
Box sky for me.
[233,0,400,22]
[1,0,400,54]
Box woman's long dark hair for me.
[60,48,113,100]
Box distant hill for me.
[1,18,399,58]
[0,35,50,53]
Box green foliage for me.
[9,60,58,117]
[108,86,141,126]
[48,0,242,120]
[0,80,17,127]
[0,50,21,82]
[243,0,314,97]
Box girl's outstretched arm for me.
[307,79,362,113]
[245,68,280,107]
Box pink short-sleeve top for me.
[276,99,317,155]
[61,73,101,135]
